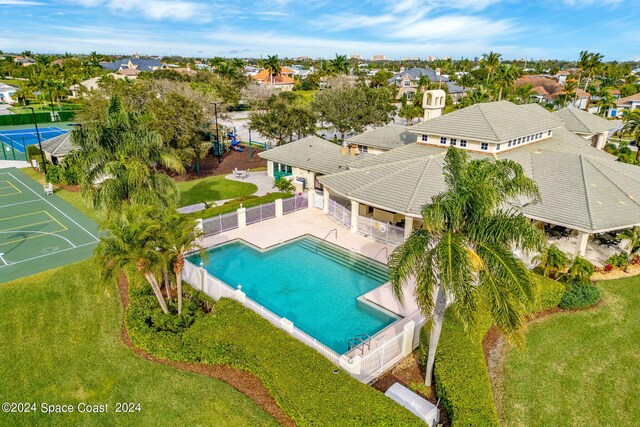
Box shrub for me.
[420,308,499,427]
[26,145,43,162]
[558,281,601,310]
[564,255,595,284]
[605,253,628,268]
[274,176,294,193]
[45,165,62,184]
[531,273,566,312]
[604,264,613,272]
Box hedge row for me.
[125,271,422,426]
[184,192,294,221]
[421,273,567,426]
[0,110,76,126]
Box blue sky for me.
[0,0,638,60]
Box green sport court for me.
[0,168,99,284]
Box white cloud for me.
[69,0,212,22]
[562,0,623,5]
[0,0,44,5]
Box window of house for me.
[517,137,522,145]
[548,130,552,136]
[421,134,428,142]
[481,142,488,151]
[450,138,457,146]
[358,145,368,153]
[460,139,467,147]
[440,137,447,145]
[496,143,501,150]
[403,80,410,87]
[526,135,531,142]
[508,140,512,147]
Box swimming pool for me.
[189,236,399,354]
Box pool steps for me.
[295,239,389,283]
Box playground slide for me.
[227,133,244,152]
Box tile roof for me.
[40,133,76,157]
[615,92,640,106]
[347,124,416,150]
[258,136,359,174]
[410,101,563,142]
[554,106,615,135]
[252,69,295,85]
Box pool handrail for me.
[316,228,337,252]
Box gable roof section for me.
[388,67,444,84]
[347,124,416,150]
[40,133,75,157]
[258,136,355,174]
[615,92,640,106]
[410,101,563,142]
[554,106,615,135]
[252,69,295,85]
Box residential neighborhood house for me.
[388,67,466,101]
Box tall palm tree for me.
[596,91,617,117]
[622,110,640,161]
[533,244,570,279]
[329,54,350,75]
[481,51,502,84]
[261,55,282,87]
[163,213,206,315]
[95,205,170,314]
[493,65,520,101]
[74,97,184,211]
[388,148,544,386]
[514,83,535,104]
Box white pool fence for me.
[182,261,425,383]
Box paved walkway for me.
[0,104,12,116]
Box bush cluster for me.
[605,253,628,268]
[558,281,601,310]
[125,272,421,426]
[531,274,567,312]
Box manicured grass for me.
[176,174,257,206]
[8,102,81,114]
[20,167,99,222]
[0,262,278,426]
[502,277,640,426]
[183,192,293,221]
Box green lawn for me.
[501,277,640,426]
[176,174,257,207]
[0,78,23,87]
[8,102,81,114]
[0,262,277,427]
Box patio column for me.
[350,200,359,233]
[237,207,247,228]
[595,132,607,150]
[404,216,414,240]
[322,187,330,214]
[575,231,590,256]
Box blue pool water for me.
[189,236,398,354]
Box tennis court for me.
[0,167,98,284]
[0,126,68,152]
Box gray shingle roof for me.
[347,124,416,150]
[318,130,637,232]
[40,133,75,157]
[554,106,615,135]
[388,67,442,85]
[410,101,564,142]
[258,136,358,175]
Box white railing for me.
[245,202,276,225]
[183,260,341,365]
[283,193,308,214]
[202,211,239,236]
[327,198,351,228]
[357,215,405,245]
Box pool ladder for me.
[365,247,388,276]
[348,334,371,355]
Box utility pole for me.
[27,107,47,174]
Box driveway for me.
[0,104,12,115]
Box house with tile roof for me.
[260,95,630,262]
[515,75,590,109]
[611,92,640,118]
[99,56,162,74]
[388,67,466,101]
[252,68,295,91]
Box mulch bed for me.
[116,273,295,427]
[174,149,266,182]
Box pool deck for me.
[203,208,424,358]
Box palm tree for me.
[605,140,635,164]
[514,83,535,104]
[95,205,170,314]
[163,213,206,315]
[596,91,617,117]
[74,97,184,211]
[329,54,350,75]
[399,103,423,125]
[533,244,570,279]
[388,147,544,386]
[481,51,502,84]
[619,226,640,270]
[261,55,282,87]
[622,110,640,161]
[493,65,520,101]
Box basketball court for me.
[0,167,98,284]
